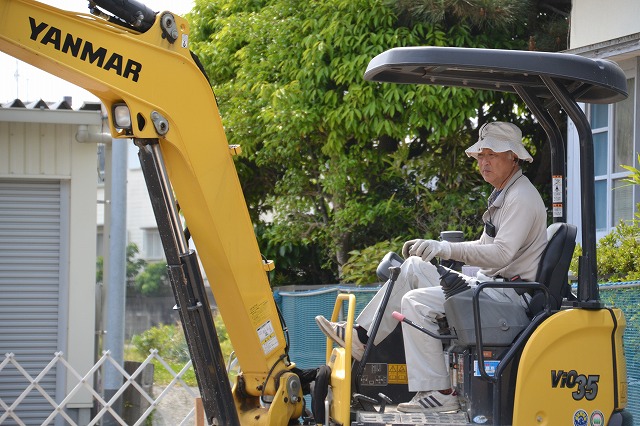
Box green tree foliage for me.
[594,222,640,282]
[394,0,530,29]
[188,0,567,284]
[256,223,334,285]
[131,323,191,363]
[127,243,147,282]
[96,243,147,284]
[621,154,640,198]
[392,0,570,51]
[96,243,170,296]
[341,237,405,284]
[570,223,640,283]
[128,318,235,385]
[134,261,170,296]
[96,256,103,284]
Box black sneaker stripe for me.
[419,398,435,408]
[429,395,443,407]
[418,395,443,409]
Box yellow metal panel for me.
[325,293,356,425]
[513,308,627,425]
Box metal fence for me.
[0,350,199,426]
[598,281,640,420]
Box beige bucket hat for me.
[465,122,533,163]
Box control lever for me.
[392,311,457,340]
[436,264,471,299]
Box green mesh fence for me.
[275,282,639,417]
[600,281,639,419]
[274,285,379,369]
[274,285,380,413]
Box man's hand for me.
[402,239,451,262]
[402,239,421,258]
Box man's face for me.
[476,148,517,189]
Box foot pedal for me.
[352,393,378,412]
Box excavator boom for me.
[0,1,302,424]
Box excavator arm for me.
[0,1,303,424]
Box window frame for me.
[142,227,165,261]
[585,73,638,240]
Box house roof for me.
[0,97,103,125]
[565,32,640,62]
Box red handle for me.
[392,311,405,322]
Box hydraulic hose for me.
[91,0,157,32]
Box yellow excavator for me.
[0,1,632,425]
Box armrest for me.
[472,281,551,382]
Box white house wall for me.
[570,0,640,49]
[126,157,158,258]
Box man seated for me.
[315,121,548,413]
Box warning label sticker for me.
[552,176,563,203]
[257,320,279,355]
[387,364,408,384]
[553,203,563,218]
[249,299,269,326]
[474,360,499,377]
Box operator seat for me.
[443,222,578,346]
[526,222,577,316]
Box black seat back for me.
[529,222,577,315]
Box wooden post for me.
[194,397,205,426]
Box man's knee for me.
[401,286,446,315]
[401,288,432,313]
[400,257,440,288]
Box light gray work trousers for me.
[356,256,526,392]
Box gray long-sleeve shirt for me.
[448,169,548,281]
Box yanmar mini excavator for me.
[0,1,632,425]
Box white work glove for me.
[402,239,452,262]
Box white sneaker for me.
[314,315,365,361]
[397,390,459,413]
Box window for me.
[142,228,165,260]
[587,77,636,236]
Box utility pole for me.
[102,137,128,425]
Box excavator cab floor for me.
[352,409,470,425]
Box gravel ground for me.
[151,385,201,425]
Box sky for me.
[0,0,195,107]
